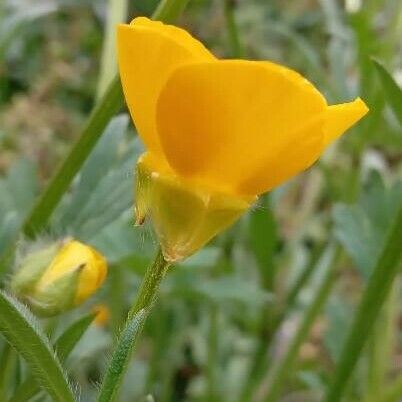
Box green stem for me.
[153,0,190,23]
[97,0,128,99]
[223,0,244,58]
[97,249,170,402]
[258,244,339,402]
[324,199,402,402]
[129,249,170,318]
[364,280,398,402]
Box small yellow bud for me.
[11,239,107,316]
[135,155,253,262]
[92,304,110,327]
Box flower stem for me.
[153,0,190,23]
[129,248,170,318]
[223,0,244,58]
[97,0,128,100]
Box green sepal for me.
[11,243,60,296]
[134,156,153,226]
[26,266,82,317]
[138,169,252,261]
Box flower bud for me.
[92,304,110,327]
[135,155,253,262]
[11,239,107,316]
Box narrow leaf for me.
[0,290,76,402]
[373,59,402,126]
[97,309,147,402]
[324,197,402,402]
[9,313,95,402]
[261,244,339,402]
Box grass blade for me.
[8,313,96,402]
[153,0,190,22]
[97,0,128,99]
[373,59,402,126]
[0,290,76,402]
[259,244,339,402]
[97,309,147,402]
[324,198,402,402]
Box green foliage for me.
[0,290,76,402]
[10,313,95,402]
[0,159,38,253]
[333,173,402,277]
[373,60,402,127]
[97,309,147,402]
[325,189,402,402]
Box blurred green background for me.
[0,0,402,401]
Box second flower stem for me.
[129,248,170,318]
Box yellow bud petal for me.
[12,239,107,316]
[37,240,107,305]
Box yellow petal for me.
[238,115,324,194]
[76,246,107,304]
[156,60,327,195]
[323,97,369,146]
[117,17,215,158]
[37,240,107,305]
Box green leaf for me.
[9,313,95,402]
[4,159,38,218]
[373,59,402,126]
[193,276,272,306]
[97,309,147,402]
[56,115,129,230]
[0,159,39,254]
[22,77,124,238]
[0,290,76,402]
[324,195,402,402]
[261,244,339,402]
[333,172,402,277]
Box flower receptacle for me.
[135,156,253,261]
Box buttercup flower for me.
[117,17,368,261]
[11,239,107,316]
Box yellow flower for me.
[92,304,110,327]
[12,239,107,316]
[117,17,368,261]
